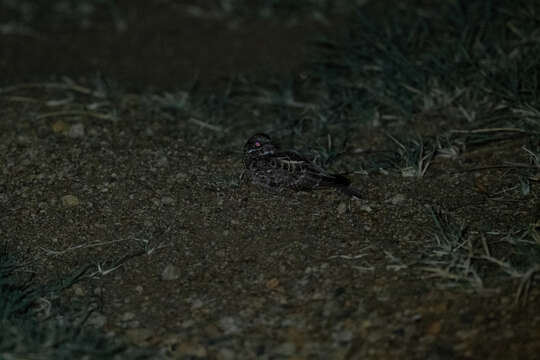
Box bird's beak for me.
[262,144,275,155]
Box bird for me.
[243,133,362,198]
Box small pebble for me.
[386,193,406,205]
[161,264,181,281]
[72,284,85,296]
[86,311,107,328]
[61,194,80,207]
[161,196,175,205]
[272,342,296,356]
[52,120,67,133]
[217,348,236,360]
[68,123,85,138]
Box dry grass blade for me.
[39,239,130,256]
[35,110,116,121]
[449,127,531,134]
[386,134,435,177]
[0,81,106,98]
[421,207,486,290]
[1,95,43,103]
[515,264,540,305]
[188,117,228,132]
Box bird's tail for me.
[338,185,363,199]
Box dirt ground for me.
[1,1,539,359]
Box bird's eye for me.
[255,141,261,147]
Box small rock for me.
[204,324,221,338]
[156,156,169,168]
[175,172,188,180]
[401,167,417,177]
[272,342,296,356]
[219,316,241,335]
[68,123,85,138]
[52,120,67,133]
[174,342,207,358]
[337,202,347,214]
[161,264,181,281]
[266,278,280,289]
[181,319,195,329]
[504,329,515,338]
[86,311,107,328]
[367,330,384,343]
[161,196,175,205]
[427,321,442,335]
[72,284,85,296]
[16,135,31,144]
[456,328,478,340]
[359,204,373,213]
[162,333,183,346]
[335,330,353,343]
[61,194,80,207]
[190,298,204,310]
[217,348,236,360]
[120,312,136,322]
[386,193,406,205]
[125,328,153,344]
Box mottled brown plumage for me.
[243,133,362,197]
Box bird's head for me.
[244,133,277,157]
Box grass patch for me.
[421,207,540,302]
[0,0,126,34]
[310,0,540,119]
[5,0,539,176]
[0,242,156,359]
[179,0,540,175]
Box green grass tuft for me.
[0,242,157,360]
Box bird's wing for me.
[274,151,350,188]
[273,151,313,172]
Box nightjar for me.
[243,133,362,198]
